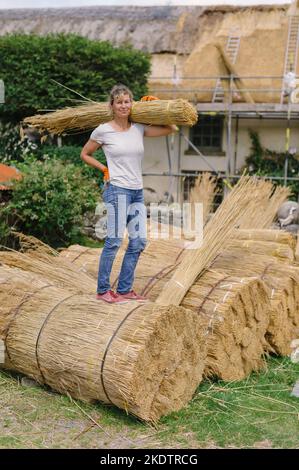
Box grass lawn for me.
[0,357,298,449]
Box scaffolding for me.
[145,74,299,202]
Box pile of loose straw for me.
[23,99,198,135]
[0,264,207,422]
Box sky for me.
[0,0,293,10]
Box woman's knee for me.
[104,237,122,251]
[128,237,147,253]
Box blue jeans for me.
[97,182,147,294]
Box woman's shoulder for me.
[95,122,111,132]
[90,122,111,143]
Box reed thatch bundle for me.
[237,183,291,229]
[156,176,275,306]
[59,243,271,381]
[211,250,299,356]
[23,99,198,135]
[0,265,207,422]
[181,270,270,381]
[0,250,97,293]
[189,173,218,225]
[234,229,296,252]
[295,235,299,263]
[228,239,295,263]
[59,238,187,282]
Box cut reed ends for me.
[0,266,207,422]
[23,99,198,135]
[182,270,271,381]
[211,249,299,356]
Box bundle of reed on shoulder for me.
[23,99,198,135]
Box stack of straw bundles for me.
[211,250,299,356]
[155,176,274,307]
[0,265,207,422]
[59,244,271,381]
[23,99,198,135]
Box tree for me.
[0,34,151,123]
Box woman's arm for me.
[144,124,178,138]
[81,139,107,171]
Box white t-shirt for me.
[90,122,145,190]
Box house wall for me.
[142,117,299,201]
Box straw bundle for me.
[59,243,271,381]
[234,229,296,252]
[228,239,295,263]
[0,250,97,293]
[295,235,299,263]
[188,173,218,226]
[59,238,186,282]
[182,270,270,381]
[237,183,290,229]
[156,176,274,306]
[23,99,198,135]
[0,265,207,422]
[211,250,299,356]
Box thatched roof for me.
[0,5,206,54]
[0,4,294,103]
[149,4,294,103]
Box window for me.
[189,115,224,154]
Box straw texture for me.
[155,177,273,306]
[189,173,218,226]
[234,229,296,252]
[0,250,97,294]
[211,249,299,356]
[24,99,198,135]
[59,243,271,381]
[0,265,207,422]
[228,239,295,264]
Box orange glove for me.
[102,166,110,182]
[140,95,160,101]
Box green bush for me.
[0,33,150,123]
[1,157,100,247]
[0,123,107,187]
[245,130,299,199]
[34,145,107,185]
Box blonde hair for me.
[109,84,133,104]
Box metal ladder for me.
[212,33,241,103]
[280,15,299,104]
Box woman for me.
[81,84,177,303]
